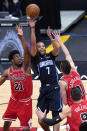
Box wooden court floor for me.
[0,80,87,130]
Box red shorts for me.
[3,97,32,129]
[66,116,71,131]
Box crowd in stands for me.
[0,0,38,18]
[0,0,22,18]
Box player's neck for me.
[63,71,71,76]
[12,65,21,70]
[74,99,82,103]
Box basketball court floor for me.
[0,80,87,131]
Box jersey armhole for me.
[21,67,32,76]
[8,68,10,76]
[60,79,68,90]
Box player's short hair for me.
[60,60,71,74]
[8,50,20,61]
[37,41,45,46]
[79,122,87,131]
[71,86,82,101]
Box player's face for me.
[37,42,46,55]
[12,54,23,67]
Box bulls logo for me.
[81,113,87,121]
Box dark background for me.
[60,0,87,10]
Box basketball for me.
[26,4,40,18]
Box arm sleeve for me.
[42,115,62,126]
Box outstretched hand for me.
[47,26,55,42]
[16,25,23,37]
[35,107,47,120]
[47,26,51,37]
[52,31,61,43]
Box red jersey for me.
[61,70,86,106]
[8,66,33,100]
[70,100,87,131]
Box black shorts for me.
[37,84,63,114]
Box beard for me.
[15,63,23,67]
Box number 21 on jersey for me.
[14,81,24,91]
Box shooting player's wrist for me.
[31,26,35,29]
[42,115,62,126]
[30,27,35,32]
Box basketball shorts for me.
[37,84,63,113]
[66,116,71,131]
[3,97,32,129]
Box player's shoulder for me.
[71,69,80,76]
[59,79,68,87]
[82,99,87,104]
[60,75,69,81]
[2,68,9,77]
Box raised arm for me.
[28,20,37,57]
[16,25,31,73]
[0,69,8,86]
[47,27,59,56]
[53,32,77,71]
[59,80,68,105]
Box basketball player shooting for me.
[28,19,63,131]
[0,25,33,131]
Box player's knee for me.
[3,121,11,128]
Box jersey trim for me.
[3,118,16,122]
[10,66,32,76]
[11,96,31,102]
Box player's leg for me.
[37,89,50,131]
[3,121,12,131]
[2,98,17,131]
[37,103,50,131]
[53,123,60,131]
[66,117,71,131]
[18,99,32,131]
[52,111,61,131]
[49,85,63,131]
[38,118,50,131]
